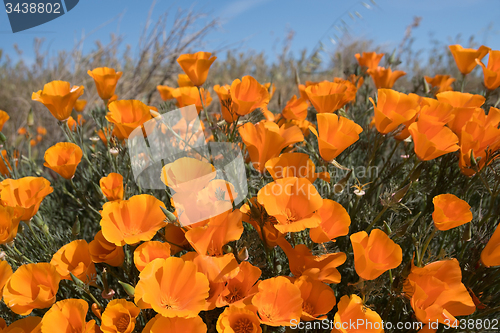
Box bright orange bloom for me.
[3,263,60,315]
[257,177,323,233]
[160,157,216,193]
[265,152,329,184]
[100,173,124,201]
[217,261,261,307]
[216,305,262,333]
[17,127,27,135]
[448,44,490,75]
[40,299,97,333]
[332,294,384,333]
[350,229,402,280]
[2,316,42,333]
[185,209,243,256]
[106,100,153,140]
[43,142,83,179]
[367,66,406,89]
[172,86,212,113]
[0,260,12,299]
[432,194,472,231]
[135,257,210,317]
[408,120,459,161]
[177,51,217,86]
[50,239,96,283]
[157,85,175,101]
[0,205,19,245]
[418,98,455,125]
[436,91,485,135]
[277,237,346,284]
[32,81,84,121]
[481,222,500,267]
[89,230,124,267]
[134,241,171,271]
[310,113,363,161]
[355,52,384,71]
[240,197,283,248]
[403,259,475,327]
[100,194,167,246]
[310,199,351,243]
[67,115,85,131]
[177,73,194,87]
[476,50,500,90]
[424,75,455,94]
[251,276,303,326]
[230,76,270,116]
[294,274,336,321]
[282,95,308,121]
[239,120,303,173]
[213,84,238,123]
[100,299,140,333]
[74,99,87,112]
[370,89,420,134]
[88,67,123,100]
[0,110,9,131]
[0,177,53,222]
[305,81,354,113]
[143,315,207,333]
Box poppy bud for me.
[463,222,472,242]
[391,182,412,203]
[119,281,135,297]
[72,218,80,237]
[0,132,6,143]
[410,163,424,182]
[223,244,232,254]
[27,109,35,127]
[160,206,178,224]
[237,247,249,261]
[423,76,431,94]
[91,303,102,320]
[334,169,352,194]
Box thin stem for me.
[419,228,437,266]
[365,206,389,232]
[27,222,49,252]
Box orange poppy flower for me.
[185,209,243,256]
[370,89,420,134]
[100,194,167,246]
[251,276,303,326]
[448,44,490,75]
[403,259,475,327]
[367,66,406,89]
[106,100,153,140]
[172,87,212,113]
[176,73,194,87]
[177,51,216,87]
[257,177,323,233]
[310,199,351,243]
[294,274,336,321]
[0,260,12,299]
[230,76,270,116]
[74,99,87,112]
[89,230,125,267]
[481,222,500,267]
[143,315,207,333]
[3,263,60,315]
[67,115,85,131]
[17,127,27,135]
[436,91,485,135]
[265,152,328,184]
[418,98,455,125]
[310,113,363,161]
[100,299,140,333]
[32,81,84,121]
[240,197,283,248]
[239,120,303,173]
[213,84,238,123]
[40,299,97,333]
[355,52,384,71]
[157,85,175,101]
[304,81,353,113]
[135,257,210,317]
[332,294,384,333]
[476,50,500,90]
[133,241,171,272]
[50,239,96,283]
[43,142,83,179]
[217,261,261,307]
[0,110,9,131]
[216,305,262,333]
[282,95,308,121]
[424,75,455,94]
[432,194,472,231]
[2,316,42,333]
[0,177,53,222]
[0,205,19,245]
[350,229,402,280]
[408,120,459,161]
[160,157,216,193]
[100,173,124,201]
[348,73,364,89]
[88,67,123,100]
[277,237,346,284]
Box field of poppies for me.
[0,42,500,333]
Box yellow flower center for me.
[283,208,298,224]
[302,301,315,315]
[225,286,244,304]
[115,314,130,333]
[233,318,253,333]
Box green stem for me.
[419,228,437,266]
[27,221,49,252]
[365,206,389,232]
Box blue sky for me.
[0,0,499,64]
